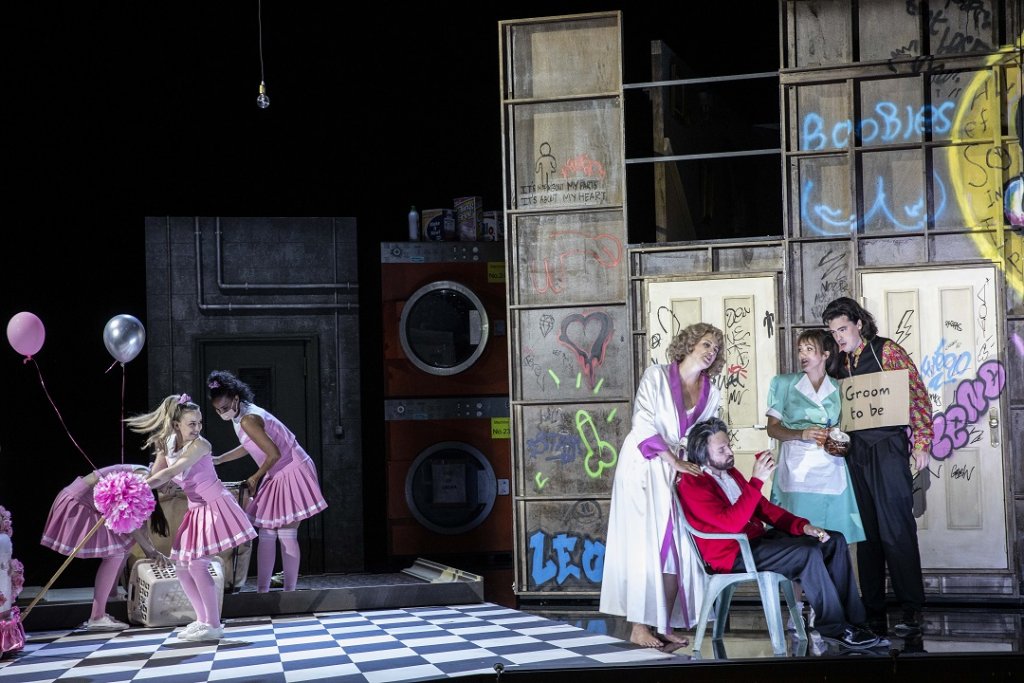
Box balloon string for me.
[120,362,126,464]
[29,358,98,471]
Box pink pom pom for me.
[93,471,155,535]
[0,506,11,538]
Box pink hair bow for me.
[208,380,220,389]
[177,393,191,405]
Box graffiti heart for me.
[557,311,613,389]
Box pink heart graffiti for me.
[557,311,613,389]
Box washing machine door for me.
[405,441,497,535]
[399,280,490,376]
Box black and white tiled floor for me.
[0,603,676,682]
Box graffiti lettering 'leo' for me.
[528,530,604,587]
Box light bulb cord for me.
[258,0,265,83]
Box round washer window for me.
[399,281,489,376]
[404,441,497,535]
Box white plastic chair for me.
[681,515,806,656]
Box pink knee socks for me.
[278,528,300,591]
[256,526,301,591]
[187,558,221,628]
[175,560,207,624]
[257,528,278,593]
[91,554,126,620]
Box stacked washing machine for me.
[380,241,512,602]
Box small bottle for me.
[408,206,420,241]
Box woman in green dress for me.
[766,329,864,544]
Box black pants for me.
[732,529,865,637]
[847,430,925,616]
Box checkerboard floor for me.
[0,603,677,682]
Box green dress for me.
[766,372,865,543]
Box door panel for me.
[645,276,778,495]
[861,267,1007,570]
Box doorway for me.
[195,335,323,576]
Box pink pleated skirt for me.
[171,487,257,562]
[40,479,134,558]
[248,457,328,528]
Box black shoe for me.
[893,612,922,637]
[822,625,880,650]
[856,623,891,648]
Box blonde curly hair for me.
[665,322,726,377]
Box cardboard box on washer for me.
[421,209,456,241]
[127,557,225,627]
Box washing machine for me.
[381,242,508,397]
[385,396,512,556]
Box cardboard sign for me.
[838,369,910,432]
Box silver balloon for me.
[103,314,146,364]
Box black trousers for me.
[732,529,865,637]
[847,429,925,616]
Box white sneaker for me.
[178,623,224,641]
[80,614,129,631]
[179,620,203,636]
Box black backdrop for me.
[1,2,777,588]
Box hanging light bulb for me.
[255,0,269,109]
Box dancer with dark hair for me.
[207,370,327,593]
[822,296,932,638]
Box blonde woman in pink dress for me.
[128,394,256,641]
[206,370,327,593]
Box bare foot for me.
[630,623,663,648]
[662,629,689,646]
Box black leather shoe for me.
[823,625,880,649]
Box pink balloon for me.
[7,312,46,358]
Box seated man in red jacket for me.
[677,417,880,650]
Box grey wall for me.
[143,216,363,572]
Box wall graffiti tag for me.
[930,359,1005,460]
[526,231,623,296]
[919,338,973,392]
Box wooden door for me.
[645,275,779,493]
[861,267,1008,570]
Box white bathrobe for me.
[599,363,721,632]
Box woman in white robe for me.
[600,322,725,647]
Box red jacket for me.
[677,469,809,573]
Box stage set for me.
[1,569,1020,682]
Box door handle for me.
[988,409,999,447]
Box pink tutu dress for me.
[40,464,136,558]
[234,404,327,528]
[166,438,257,562]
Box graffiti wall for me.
[519,499,609,592]
[516,306,630,402]
[786,0,1022,584]
[515,211,627,306]
[519,402,630,497]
